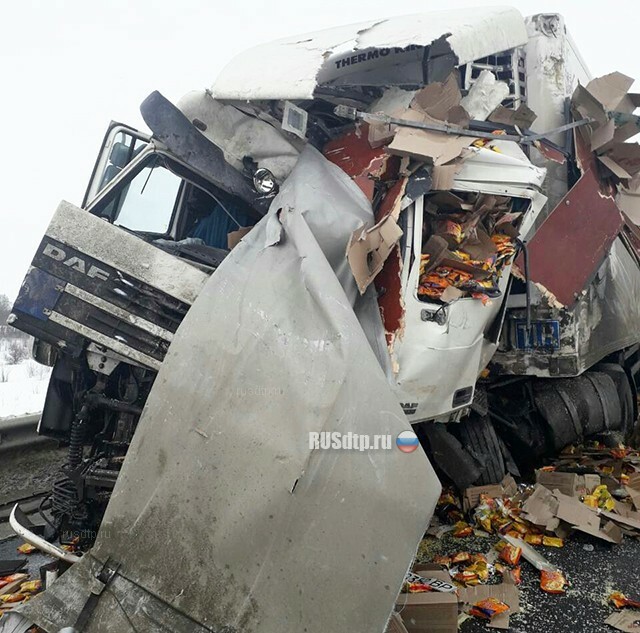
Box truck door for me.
[82,122,151,207]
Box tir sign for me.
[43,243,110,281]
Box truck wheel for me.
[596,363,635,441]
[456,414,506,485]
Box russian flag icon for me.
[396,430,419,453]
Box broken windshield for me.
[89,152,186,236]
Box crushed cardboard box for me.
[552,490,623,544]
[535,470,601,498]
[347,214,404,294]
[395,565,458,633]
[459,580,519,630]
[625,472,640,511]
[605,610,640,633]
[572,71,640,182]
[488,104,537,129]
[521,484,560,532]
[463,475,518,512]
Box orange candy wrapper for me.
[609,591,640,609]
[499,543,522,566]
[453,521,474,538]
[469,597,510,620]
[540,569,567,594]
[0,593,29,604]
[453,570,480,586]
[451,551,472,565]
[0,573,28,589]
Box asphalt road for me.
[416,525,639,632]
[1,443,638,632]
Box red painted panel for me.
[323,124,399,199]
[375,248,404,342]
[521,168,623,306]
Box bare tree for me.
[0,293,11,326]
[7,339,29,364]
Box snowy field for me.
[0,338,51,419]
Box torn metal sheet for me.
[453,143,547,192]
[619,184,640,225]
[177,90,302,182]
[524,13,591,211]
[324,125,399,200]
[494,236,640,378]
[22,148,439,633]
[520,168,623,307]
[139,91,271,214]
[211,8,527,100]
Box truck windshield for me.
[113,160,182,234]
[92,154,183,235]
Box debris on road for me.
[0,569,43,616]
[388,443,640,631]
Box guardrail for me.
[0,414,53,453]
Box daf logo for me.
[43,243,110,281]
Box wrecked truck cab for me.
[8,6,599,545]
[7,8,640,629]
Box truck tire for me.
[456,415,506,485]
[596,363,635,440]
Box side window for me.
[98,132,147,192]
[113,161,182,234]
[83,123,151,207]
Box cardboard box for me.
[535,470,600,498]
[459,581,519,630]
[552,490,623,544]
[395,566,458,633]
[385,612,409,633]
[463,475,517,511]
[347,215,403,294]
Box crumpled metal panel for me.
[22,147,439,633]
[212,8,527,100]
[521,169,624,307]
[177,90,302,183]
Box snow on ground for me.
[0,339,51,419]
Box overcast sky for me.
[1,0,637,301]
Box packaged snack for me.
[453,521,473,538]
[540,569,567,594]
[19,580,42,593]
[609,591,640,609]
[451,551,471,565]
[469,597,510,620]
[525,534,543,546]
[499,543,522,566]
